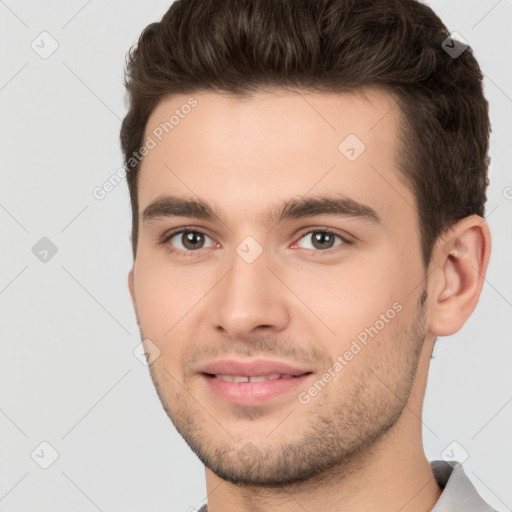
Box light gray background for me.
[1,1,511,511]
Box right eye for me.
[160,228,218,256]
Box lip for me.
[198,358,314,406]
[198,358,311,377]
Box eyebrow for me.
[141,194,382,227]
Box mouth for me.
[210,374,299,382]
[197,359,314,405]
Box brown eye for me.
[296,229,347,251]
[179,231,206,250]
[162,229,216,255]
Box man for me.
[121,0,496,510]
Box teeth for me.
[215,374,292,382]
[215,375,249,382]
[249,374,280,382]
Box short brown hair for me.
[120,0,490,266]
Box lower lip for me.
[201,374,313,406]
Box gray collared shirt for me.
[430,460,498,511]
[197,460,498,511]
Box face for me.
[128,87,429,485]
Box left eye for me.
[294,229,347,251]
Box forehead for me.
[137,87,413,226]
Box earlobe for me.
[428,216,491,336]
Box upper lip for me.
[198,358,312,377]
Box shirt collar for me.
[430,460,496,511]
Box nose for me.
[210,246,290,339]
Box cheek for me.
[132,259,215,364]
[132,263,183,347]
[134,256,201,321]
[291,256,406,341]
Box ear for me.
[428,215,491,336]
[128,267,136,310]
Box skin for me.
[127,87,491,512]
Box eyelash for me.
[159,227,352,258]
